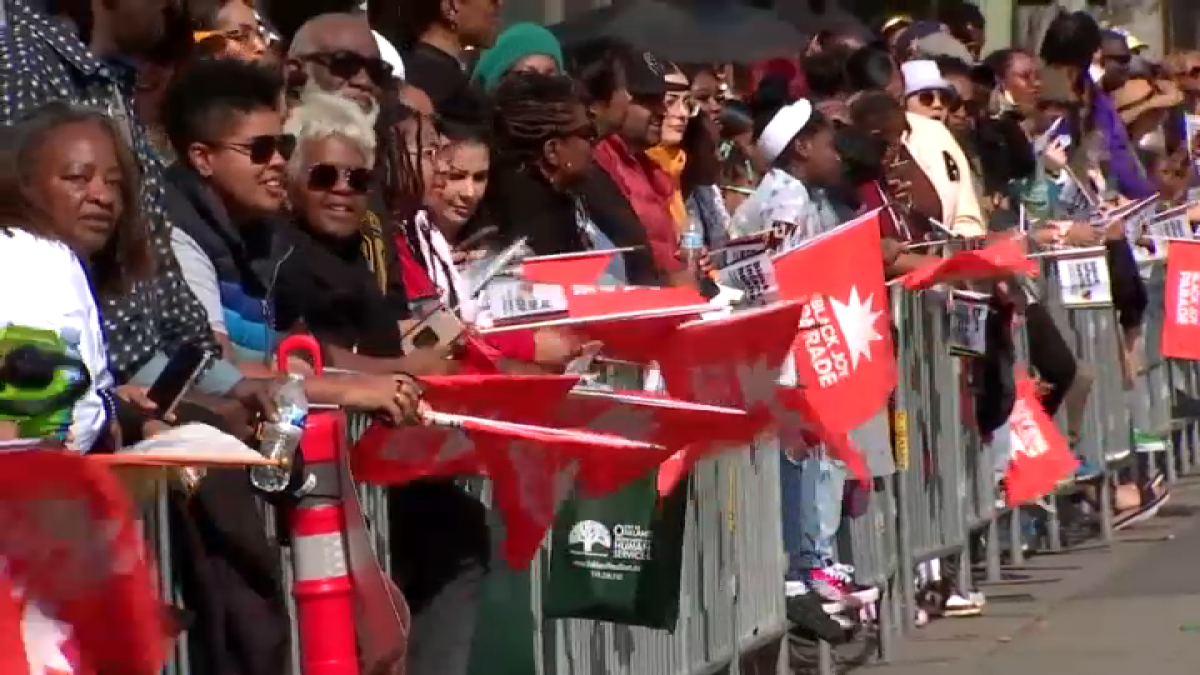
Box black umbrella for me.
[550,0,808,64]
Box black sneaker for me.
[786,593,848,644]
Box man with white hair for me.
[287,12,396,118]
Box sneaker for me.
[1104,445,1132,463]
[1113,476,1171,531]
[1132,429,1167,453]
[942,593,984,617]
[785,593,850,644]
[807,563,881,607]
[785,579,843,614]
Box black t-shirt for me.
[271,218,410,358]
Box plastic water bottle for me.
[250,374,308,492]
[679,218,705,270]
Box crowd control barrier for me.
[133,255,1200,675]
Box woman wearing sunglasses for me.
[163,58,430,416]
[271,90,452,373]
[190,0,269,63]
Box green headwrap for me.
[471,22,564,91]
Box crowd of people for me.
[2,0,1200,671]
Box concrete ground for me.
[851,475,1200,675]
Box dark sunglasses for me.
[217,134,296,164]
[915,89,960,110]
[303,50,393,85]
[1104,53,1133,66]
[307,163,372,194]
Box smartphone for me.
[401,305,466,354]
[146,345,213,419]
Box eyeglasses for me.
[665,92,698,117]
[194,24,264,48]
[914,89,958,109]
[216,134,296,164]
[1104,53,1133,66]
[302,51,393,86]
[561,121,599,144]
[307,163,372,194]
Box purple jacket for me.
[1091,89,1157,199]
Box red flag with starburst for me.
[774,210,897,435]
[0,446,167,675]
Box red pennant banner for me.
[352,374,580,485]
[1162,239,1200,360]
[518,250,620,285]
[1003,378,1078,505]
[655,300,809,494]
[900,238,1038,291]
[0,447,166,675]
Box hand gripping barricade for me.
[275,334,359,675]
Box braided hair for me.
[491,72,582,170]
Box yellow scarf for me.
[645,144,688,233]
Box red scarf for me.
[592,135,684,276]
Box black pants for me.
[169,402,290,675]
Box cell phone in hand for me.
[146,345,213,419]
[401,305,466,354]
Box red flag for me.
[425,415,666,567]
[656,301,810,493]
[551,389,748,493]
[565,285,706,317]
[0,447,167,675]
[518,251,619,285]
[1162,240,1200,360]
[482,306,705,364]
[351,374,580,484]
[1004,378,1078,505]
[774,211,896,435]
[900,238,1038,291]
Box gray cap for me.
[911,33,975,64]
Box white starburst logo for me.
[829,287,883,369]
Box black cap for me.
[623,50,669,97]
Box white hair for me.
[284,90,377,178]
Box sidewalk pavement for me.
[856,475,1200,675]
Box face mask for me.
[1137,128,1166,152]
[1089,63,1106,83]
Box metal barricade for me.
[135,254,1200,675]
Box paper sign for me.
[1056,250,1112,307]
[480,279,568,322]
[711,241,767,270]
[1186,114,1200,173]
[717,251,779,306]
[947,290,991,357]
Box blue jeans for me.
[780,448,846,578]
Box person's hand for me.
[0,421,19,441]
[885,176,912,206]
[451,249,489,266]
[342,374,424,425]
[697,248,715,277]
[229,378,282,423]
[1041,138,1069,174]
[1103,216,1128,242]
[142,419,172,439]
[533,328,583,367]
[1057,221,1103,247]
[880,237,904,266]
[1186,204,1200,224]
[1030,226,1063,247]
[114,384,169,421]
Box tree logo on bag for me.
[567,520,612,556]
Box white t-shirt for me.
[0,229,112,451]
